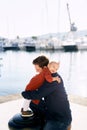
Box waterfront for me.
[0,50,87,98]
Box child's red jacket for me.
[25,67,53,105]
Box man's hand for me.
[53,76,61,83]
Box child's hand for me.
[57,77,61,83]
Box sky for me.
[0,0,87,39]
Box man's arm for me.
[22,81,58,100]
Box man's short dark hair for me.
[33,55,49,68]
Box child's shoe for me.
[21,108,34,117]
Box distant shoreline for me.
[0,94,22,103]
[68,94,87,106]
[0,94,87,106]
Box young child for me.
[21,61,61,117]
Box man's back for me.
[44,73,72,123]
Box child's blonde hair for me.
[49,61,60,66]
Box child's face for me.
[34,64,43,73]
[48,62,59,73]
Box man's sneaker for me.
[21,108,34,117]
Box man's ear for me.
[47,63,50,68]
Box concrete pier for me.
[0,97,87,130]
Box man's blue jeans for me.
[43,120,71,130]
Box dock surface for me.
[0,98,87,130]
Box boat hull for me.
[25,46,36,51]
[3,46,20,51]
[63,45,78,52]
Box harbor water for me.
[0,50,87,98]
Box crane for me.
[67,3,77,32]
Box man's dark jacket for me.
[22,73,72,123]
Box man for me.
[22,72,72,130]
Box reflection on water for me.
[0,50,87,97]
